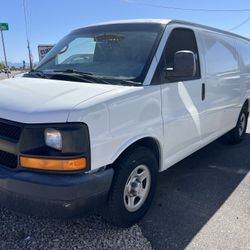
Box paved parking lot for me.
[140,122,250,250]
[0,71,22,80]
[0,72,11,80]
[0,75,249,249]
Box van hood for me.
[0,77,128,123]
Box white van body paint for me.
[0,19,250,172]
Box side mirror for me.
[165,50,196,78]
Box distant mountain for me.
[0,61,23,68]
[8,62,23,68]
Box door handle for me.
[201,83,205,101]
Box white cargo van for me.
[0,19,249,227]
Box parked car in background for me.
[4,68,11,74]
[0,19,249,227]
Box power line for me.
[229,17,250,31]
[122,0,250,12]
[23,0,29,40]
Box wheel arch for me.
[110,137,162,171]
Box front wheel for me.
[107,146,158,227]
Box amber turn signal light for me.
[20,156,87,171]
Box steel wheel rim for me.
[239,113,246,136]
[123,164,151,212]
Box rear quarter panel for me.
[235,38,250,110]
[199,30,243,133]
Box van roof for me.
[85,19,249,42]
[87,19,171,26]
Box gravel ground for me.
[0,208,152,250]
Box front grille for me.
[0,150,18,169]
[0,120,22,141]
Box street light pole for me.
[0,29,9,78]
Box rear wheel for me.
[224,105,249,144]
[107,146,158,227]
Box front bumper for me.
[0,167,114,218]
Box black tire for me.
[224,104,249,144]
[106,146,158,227]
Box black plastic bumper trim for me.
[0,167,114,218]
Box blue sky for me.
[0,0,250,63]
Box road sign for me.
[38,44,54,61]
[0,23,9,77]
[0,23,9,31]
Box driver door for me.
[152,27,205,168]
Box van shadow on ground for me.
[140,133,250,250]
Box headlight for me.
[44,128,62,150]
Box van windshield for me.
[35,23,165,85]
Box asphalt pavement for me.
[0,71,22,80]
[140,122,250,250]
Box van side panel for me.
[235,39,250,108]
[200,31,242,135]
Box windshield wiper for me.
[24,70,50,79]
[116,80,142,86]
[53,69,93,75]
[51,69,112,85]
[26,69,141,86]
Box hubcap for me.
[239,113,246,136]
[123,165,151,212]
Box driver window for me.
[152,28,201,84]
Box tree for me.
[0,63,5,70]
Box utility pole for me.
[27,39,33,71]
[0,23,9,78]
[23,0,33,71]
